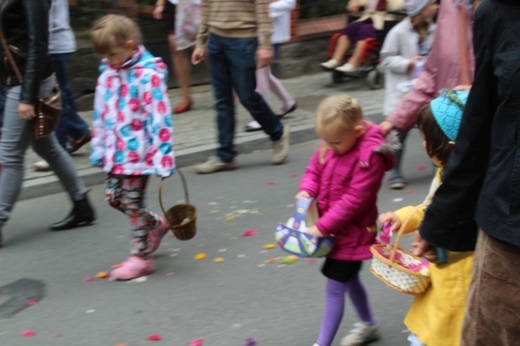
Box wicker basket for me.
[159,170,197,241]
[370,205,431,295]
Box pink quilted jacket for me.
[299,122,394,261]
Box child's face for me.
[104,41,137,68]
[317,119,364,155]
[420,0,439,20]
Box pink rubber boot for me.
[110,256,155,280]
[146,216,170,254]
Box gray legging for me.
[0,75,87,227]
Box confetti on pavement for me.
[96,271,109,279]
[416,165,426,171]
[195,253,207,260]
[404,189,416,195]
[279,255,298,264]
[146,334,162,341]
[263,243,276,250]
[265,181,276,185]
[242,229,257,237]
[245,337,258,346]
[83,276,94,284]
[86,309,96,313]
[188,338,204,346]
[27,299,38,306]
[393,198,403,202]
[20,330,37,337]
[214,257,225,263]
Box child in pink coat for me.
[298,95,395,346]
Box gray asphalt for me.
[0,130,435,346]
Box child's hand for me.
[191,47,206,65]
[306,226,324,237]
[411,232,438,261]
[295,191,310,200]
[408,56,424,71]
[378,212,401,232]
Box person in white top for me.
[245,0,297,132]
[153,0,194,114]
[380,0,437,190]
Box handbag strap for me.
[0,27,23,83]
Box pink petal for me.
[265,181,276,185]
[83,276,94,284]
[416,165,426,171]
[242,230,257,237]
[21,330,37,337]
[27,299,38,306]
[189,338,204,346]
[146,334,162,341]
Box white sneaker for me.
[340,322,380,346]
[320,59,339,70]
[272,125,290,165]
[33,160,51,172]
[335,63,359,73]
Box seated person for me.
[321,0,404,73]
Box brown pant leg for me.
[462,230,520,346]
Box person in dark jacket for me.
[414,0,520,344]
[0,0,95,247]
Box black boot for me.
[50,196,96,231]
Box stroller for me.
[323,11,406,89]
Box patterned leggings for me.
[106,174,160,257]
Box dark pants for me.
[462,230,520,345]
[207,33,283,162]
[52,53,89,150]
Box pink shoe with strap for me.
[110,256,155,280]
[146,216,170,254]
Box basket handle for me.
[389,203,427,262]
[158,169,190,223]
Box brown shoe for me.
[70,129,92,153]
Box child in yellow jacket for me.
[378,89,474,346]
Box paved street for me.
[1,128,435,346]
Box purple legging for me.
[316,276,376,346]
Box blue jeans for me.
[0,87,6,126]
[52,53,90,149]
[208,33,283,162]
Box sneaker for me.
[320,59,339,70]
[340,322,380,346]
[110,256,155,280]
[146,216,170,254]
[194,156,235,174]
[70,129,92,154]
[272,125,290,165]
[33,160,51,172]
[335,63,359,73]
[388,176,406,190]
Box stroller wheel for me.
[367,69,384,89]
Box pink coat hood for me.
[299,122,395,261]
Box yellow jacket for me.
[394,168,474,346]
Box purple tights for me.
[316,276,376,346]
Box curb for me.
[19,111,383,201]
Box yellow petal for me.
[96,271,109,279]
[213,257,224,263]
[263,243,276,250]
[194,253,206,260]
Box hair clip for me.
[440,89,465,110]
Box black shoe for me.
[277,103,297,118]
[50,196,96,231]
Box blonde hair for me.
[91,14,143,54]
[316,94,363,131]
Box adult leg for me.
[266,66,296,114]
[51,53,90,150]
[0,86,34,230]
[315,278,348,346]
[461,231,520,346]
[228,37,283,141]
[207,34,236,163]
[229,37,289,164]
[167,33,193,113]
